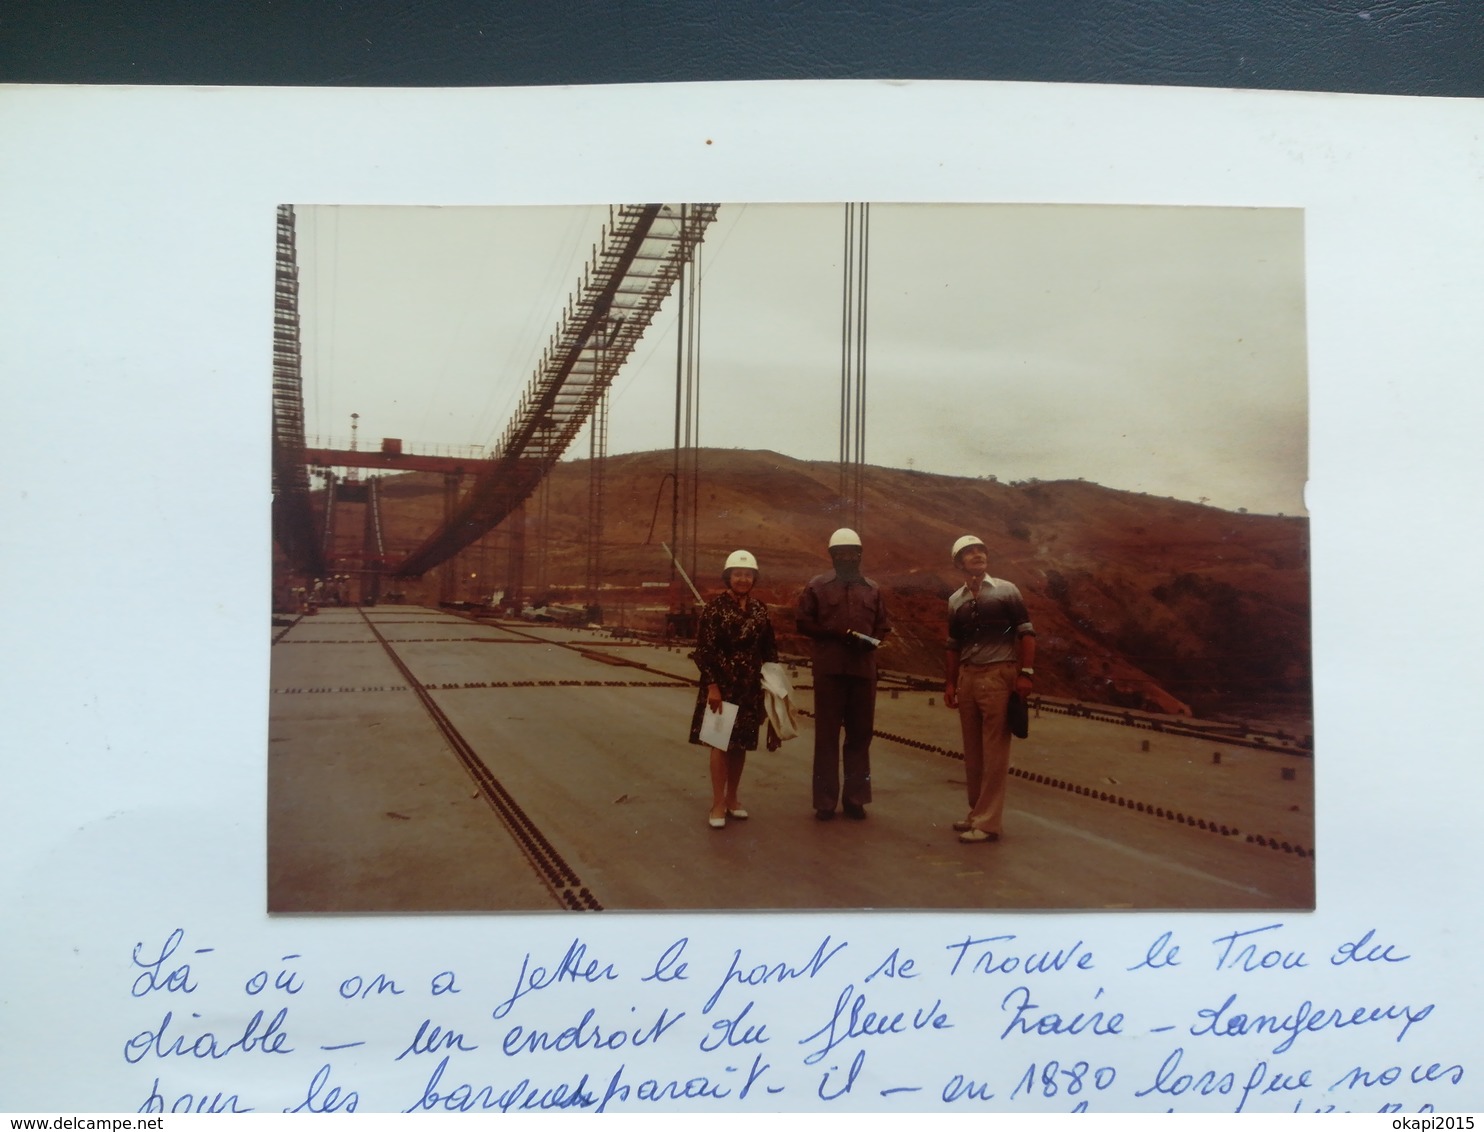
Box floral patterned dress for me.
[688,591,778,753]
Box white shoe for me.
[959,828,1000,843]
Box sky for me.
[294,202,1308,515]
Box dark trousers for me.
[812,673,876,810]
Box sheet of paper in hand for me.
[697,700,739,750]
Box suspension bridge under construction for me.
[268,203,1314,914]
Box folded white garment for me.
[760,662,798,742]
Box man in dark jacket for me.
[796,528,892,820]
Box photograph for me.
[9,74,1479,1115]
[268,201,1314,913]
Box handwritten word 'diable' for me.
[798,983,951,1064]
[123,1008,293,1064]
[489,938,619,1020]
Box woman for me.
[689,549,778,829]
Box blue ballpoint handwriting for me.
[488,938,619,1020]
[116,924,1464,1114]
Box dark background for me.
[3,1,1480,95]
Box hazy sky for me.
[295,203,1307,514]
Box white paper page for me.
[697,701,741,752]
[2,81,1482,1116]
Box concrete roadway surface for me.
[268,606,1314,913]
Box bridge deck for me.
[268,607,1314,913]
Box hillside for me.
[293,448,1311,726]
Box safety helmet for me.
[722,549,759,579]
[952,534,988,564]
[828,528,862,549]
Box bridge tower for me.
[271,204,327,583]
[315,414,389,604]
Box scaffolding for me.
[270,204,326,577]
[585,388,608,614]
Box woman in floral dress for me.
[689,550,778,828]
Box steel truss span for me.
[394,203,718,579]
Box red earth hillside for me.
[295,448,1310,727]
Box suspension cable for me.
[840,203,870,530]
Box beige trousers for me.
[957,661,1018,833]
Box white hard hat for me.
[723,549,759,577]
[952,535,987,563]
[828,528,862,549]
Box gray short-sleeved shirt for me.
[947,576,1034,666]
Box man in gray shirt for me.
[943,535,1036,843]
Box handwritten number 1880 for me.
[1010,1061,1116,1100]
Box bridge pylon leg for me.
[506,501,526,614]
[438,472,462,605]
